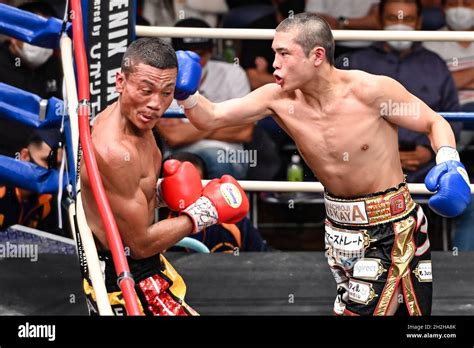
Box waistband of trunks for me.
[324,182,416,227]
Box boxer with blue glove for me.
[175,13,474,316]
[425,146,471,218]
[174,50,202,109]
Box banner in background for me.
[84,0,136,117]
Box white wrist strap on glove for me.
[436,146,460,164]
[177,91,199,110]
[183,196,218,233]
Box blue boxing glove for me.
[175,50,201,109]
[424,146,471,217]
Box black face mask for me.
[277,0,305,18]
[29,148,58,170]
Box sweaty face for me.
[116,63,177,131]
[272,30,313,91]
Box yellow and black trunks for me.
[83,251,197,316]
[324,182,432,316]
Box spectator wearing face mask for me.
[0,2,62,99]
[336,0,461,183]
[0,2,63,158]
[423,0,474,112]
[423,0,474,251]
[0,131,67,237]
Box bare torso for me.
[271,70,404,197]
[80,102,161,250]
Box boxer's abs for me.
[275,99,405,198]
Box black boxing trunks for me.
[83,251,197,316]
[324,181,432,316]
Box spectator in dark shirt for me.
[0,2,63,158]
[0,1,62,99]
[336,0,461,182]
[0,132,67,237]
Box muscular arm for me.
[183,83,276,130]
[156,120,213,147]
[375,76,456,151]
[94,143,193,259]
[209,124,254,143]
[158,121,254,148]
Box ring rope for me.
[136,26,474,42]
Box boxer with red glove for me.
[183,175,249,233]
[157,159,202,211]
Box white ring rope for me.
[136,26,474,42]
[192,180,474,195]
[60,34,79,168]
[60,35,113,316]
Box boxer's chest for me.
[275,97,392,172]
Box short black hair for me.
[18,1,58,18]
[165,152,208,179]
[121,38,178,75]
[379,0,423,19]
[24,132,44,148]
[276,13,335,65]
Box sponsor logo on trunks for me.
[325,225,368,270]
[353,258,386,280]
[348,279,378,305]
[324,198,368,224]
[220,183,242,208]
[413,260,432,282]
[325,225,365,251]
[390,193,406,216]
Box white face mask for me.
[18,42,53,69]
[445,7,474,31]
[384,24,415,51]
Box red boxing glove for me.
[182,175,249,233]
[158,159,202,211]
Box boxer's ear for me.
[312,47,326,67]
[116,71,125,93]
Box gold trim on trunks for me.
[374,215,417,316]
[325,183,416,227]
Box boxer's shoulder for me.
[342,71,396,106]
